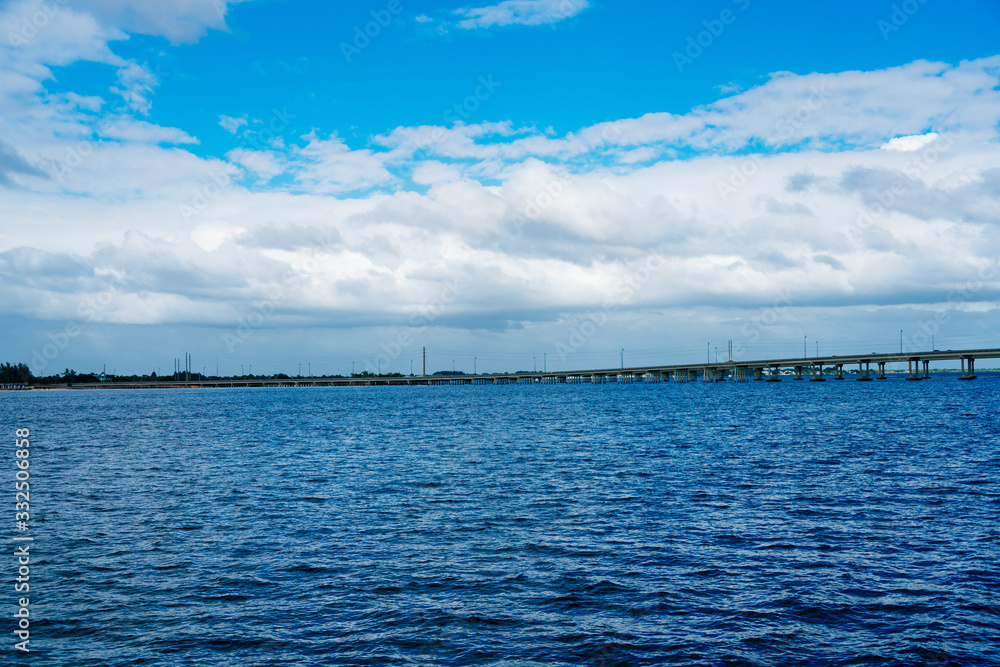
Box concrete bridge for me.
[23,347,1000,390]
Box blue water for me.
[3,376,1000,666]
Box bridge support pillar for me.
[793,365,804,380]
[810,363,825,381]
[754,367,764,381]
[877,362,887,379]
[907,359,922,381]
[922,360,930,379]
[959,357,977,380]
[766,365,781,382]
[858,361,873,381]
[835,364,844,380]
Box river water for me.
[3,376,998,665]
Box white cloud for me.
[99,118,199,144]
[287,131,394,193]
[455,0,588,29]
[72,0,252,44]
[880,132,940,152]
[226,147,285,180]
[192,223,246,252]
[111,62,159,115]
[219,114,248,134]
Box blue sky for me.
[1,0,1000,376]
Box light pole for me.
[533,356,536,373]
[543,353,546,373]
[378,360,381,376]
[298,363,301,377]
[352,361,355,377]
[621,348,624,369]
[804,335,807,358]
[474,357,477,375]
[411,360,414,376]
[900,329,903,354]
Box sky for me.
[1,0,999,377]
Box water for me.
[3,376,999,666]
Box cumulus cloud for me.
[455,0,588,29]
[287,132,394,193]
[880,132,940,152]
[72,0,252,44]
[219,114,248,134]
[98,118,198,145]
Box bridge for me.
[14,347,999,390]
